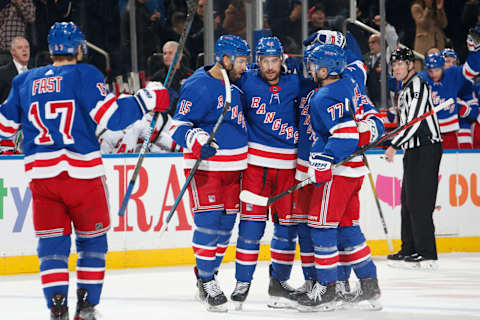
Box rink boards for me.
[1,150,479,275]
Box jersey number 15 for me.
[28,100,76,145]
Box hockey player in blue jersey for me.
[0,22,169,320]
[293,31,383,311]
[294,43,381,312]
[230,36,301,309]
[440,48,480,149]
[169,35,250,312]
[419,53,476,148]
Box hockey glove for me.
[357,119,379,147]
[308,153,333,185]
[458,103,471,118]
[467,26,480,52]
[303,30,346,48]
[186,128,219,159]
[134,81,170,114]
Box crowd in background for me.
[1,0,480,154]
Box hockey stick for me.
[157,67,232,238]
[345,99,394,252]
[118,0,198,217]
[240,98,453,206]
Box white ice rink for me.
[1,252,480,319]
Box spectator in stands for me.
[121,0,159,73]
[151,41,193,114]
[0,0,35,66]
[307,3,331,34]
[186,0,207,69]
[265,0,302,54]
[346,4,371,55]
[365,34,391,110]
[159,11,186,46]
[371,12,399,54]
[0,37,30,102]
[145,0,166,25]
[73,0,122,77]
[411,0,448,70]
[222,0,246,39]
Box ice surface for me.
[1,252,479,319]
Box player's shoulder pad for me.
[310,87,334,109]
[76,63,105,82]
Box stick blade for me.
[239,190,269,206]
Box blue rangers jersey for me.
[419,66,473,133]
[298,55,383,179]
[169,66,248,171]
[309,76,359,177]
[0,64,145,180]
[240,70,300,169]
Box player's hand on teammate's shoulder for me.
[134,81,170,113]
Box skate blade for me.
[387,260,405,268]
[334,299,355,310]
[206,303,228,313]
[297,302,335,312]
[232,301,244,311]
[404,260,438,270]
[351,298,383,311]
[267,296,297,309]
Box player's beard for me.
[228,68,242,81]
[261,68,280,84]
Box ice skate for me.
[198,278,228,312]
[404,254,438,270]
[296,282,336,312]
[349,278,382,311]
[387,251,408,268]
[295,279,314,295]
[335,280,354,309]
[50,293,69,320]
[74,288,98,320]
[230,281,251,310]
[267,265,299,309]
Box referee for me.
[384,47,442,269]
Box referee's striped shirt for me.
[391,73,442,150]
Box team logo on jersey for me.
[269,85,281,104]
[208,195,216,203]
[95,223,103,231]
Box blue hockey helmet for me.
[441,48,458,60]
[215,35,251,63]
[48,22,87,56]
[255,36,284,57]
[303,42,321,64]
[308,44,346,76]
[424,53,445,69]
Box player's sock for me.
[75,234,108,306]
[212,212,237,274]
[234,220,266,282]
[38,235,71,309]
[297,223,315,282]
[270,224,297,281]
[310,227,338,285]
[192,210,223,281]
[338,226,377,279]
